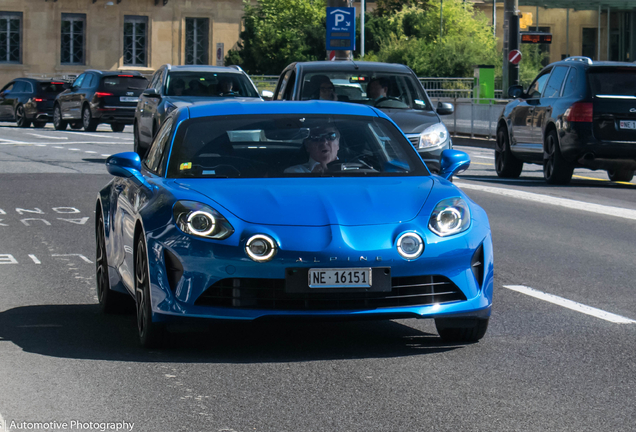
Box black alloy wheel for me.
[82,105,98,132]
[111,123,125,132]
[33,121,46,128]
[494,126,523,178]
[543,130,574,185]
[135,234,166,348]
[96,211,128,313]
[607,169,634,183]
[15,105,31,128]
[53,105,68,130]
[435,317,489,343]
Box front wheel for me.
[53,105,68,130]
[135,234,166,348]
[82,105,98,132]
[495,126,523,178]
[111,123,125,132]
[96,211,130,313]
[607,169,634,183]
[435,317,489,343]
[15,105,31,128]
[543,130,573,185]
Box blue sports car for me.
[95,101,493,347]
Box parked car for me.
[95,100,492,348]
[497,56,636,184]
[272,61,454,172]
[0,78,67,127]
[53,70,148,132]
[134,64,261,157]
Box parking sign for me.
[326,7,355,51]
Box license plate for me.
[308,268,372,288]
[619,120,636,130]
[120,96,138,102]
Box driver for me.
[367,77,389,103]
[218,78,234,95]
[285,126,340,173]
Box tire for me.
[15,105,31,128]
[135,234,166,348]
[133,122,147,158]
[111,123,125,132]
[435,317,489,343]
[70,122,83,130]
[82,105,98,132]
[607,169,634,183]
[53,104,68,130]
[543,129,573,185]
[95,210,130,313]
[33,121,46,128]
[495,126,523,178]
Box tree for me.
[225,0,327,74]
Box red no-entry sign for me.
[509,49,522,65]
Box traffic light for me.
[519,12,533,30]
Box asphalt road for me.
[0,124,635,432]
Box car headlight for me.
[428,198,471,237]
[165,101,177,115]
[245,234,278,262]
[173,201,234,240]
[396,232,424,260]
[418,123,449,149]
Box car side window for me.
[72,74,85,89]
[283,71,296,100]
[543,66,569,98]
[275,70,292,101]
[13,81,26,93]
[527,70,551,99]
[81,74,94,89]
[562,67,578,97]
[145,117,174,174]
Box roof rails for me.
[564,56,593,65]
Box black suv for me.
[497,57,636,184]
[134,64,261,157]
[273,61,454,172]
[53,70,148,132]
[0,78,67,127]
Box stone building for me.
[0,0,244,85]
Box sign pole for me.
[361,0,365,58]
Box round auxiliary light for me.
[245,234,278,262]
[186,211,216,236]
[397,232,424,260]
[436,207,462,234]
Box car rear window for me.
[39,82,66,95]
[588,68,636,97]
[167,114,428,178]
[100,76,148,93]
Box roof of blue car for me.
[187,100,383,119]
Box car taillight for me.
[33,98,45,102]
[565,102,593,122]
[95,92,113,98]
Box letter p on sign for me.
[335,14,344,26]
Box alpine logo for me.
[630,108,636,113]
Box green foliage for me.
[374,0,432,18]
[225,0,327,74]
[519,44,548,88]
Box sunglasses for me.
[309,132,338,141]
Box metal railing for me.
[419,77,505,99]
[431,97,508,140]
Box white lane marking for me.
[27,133,67,140]
[455,182,636,221]
[36,144,46,147]
[503,285,636,324]
[85,150,97,154]
[0,138,30,144]
[52,146,64,149]
[61,131,128,139]
[28,254,41,264]
[51,253,93,264]
[101,154,111,157]
[472,155,494,160]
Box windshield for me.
[167,114,428,178]
[165,72,259,98]
[301,72,431,110]
[588,67,636,97]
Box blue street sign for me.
[326,7,356,51]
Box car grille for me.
[194,275,466,310]
[406,134,420,147]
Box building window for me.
[61,13,85,65]
[185,18,209,65]
[582,28,597,60]
[124,16,148,66]
[0,12,22,63]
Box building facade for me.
[0,0,244,85]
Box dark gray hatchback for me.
[273,61,454,172]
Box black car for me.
[53,70,148,132]
[133,64,261,157]
[497,56,636,184]
[0,78,67,128]
[272,61,454,171]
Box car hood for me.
[173,177,434,226]
[379,109,441,134]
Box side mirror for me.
[106,152,142,178]
[508,85,524,99]
[142,88,161,98]
[436,102,454,115]
[261,90,273,101]
[438,149,470,180]
[63,83,71,90]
